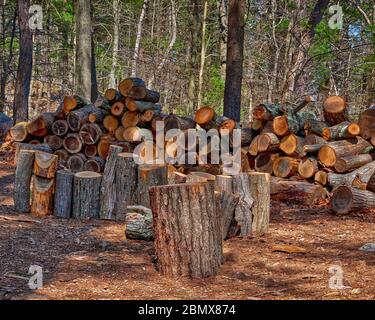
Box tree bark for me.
[31,176,55,217]
[332,186,375,214]
[223,0,245,121]
[54,170,74,219]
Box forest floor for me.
[1,147,375,300]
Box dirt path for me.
[1,161,375,300]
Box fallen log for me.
[73,171,102,219]
[323,95,348,126]
[331,186,375,214]
[31,176,55,217]
[149,182,222,278]
[318,137,372,167]
[53,170,74,219]
[14,150,35,212]
[271,177,327,205]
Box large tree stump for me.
[99,145,123,220]
[115,153,138,216]
[14,150,35,212]
[149,182,222,278]
[318,137,372,167]
[137,164,168,208]
[332,186,375,214]
[33,152,58,179]
[54,170,74,219]
[248,172,270,236]
[73,171,102,219]
[31,176,55,217]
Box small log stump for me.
[54,170,74,218]
[33,152,58,179]
[149,182,222,278]
[73,171,102,219]
[31,176,55,217]
[14,150,35,212]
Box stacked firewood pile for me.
[10,77,162,173]
[249,95,375,214]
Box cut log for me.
[140,109,156,123]
[121,111,139,128]
[331,186,375,214]
[248,172,270,236]
[33,152,58,179]
[31,176,55,217]
[251,119,263,131]
[114,126,126,141]
[93,96,111,111]
[253,103,284,121]
[14,150,35,212]
[137,164,168,208]
[83,144,97,158]
[129,88,160,102]
[97,135,117,160]
[99,145,123,220]
[298,157,319,179]
[149,182,222,278]
[104,88,123,102]
[255,153,278,174]
[51,119,69,136]
[27,112,55,137]
[271,177,327,205]
[125,98,162,113]
[322,121,360,141]
[303,144,325,156]
[218,118,237,133]
[318,137,372,167]
[194,106,216,127]
[366,171,375,193]
[118,77,146,96]
[359,107,375,140]
[315,170,328,186]
[294,95,315,113]
[79,122,103,145]
[248,135,260,156]
[88,108,109,123]
[102,114,118,132]
[63,133,82,154]
[215,191,239,240]
[123,126,153,143]
[66,153,87,172]
[272,113,301,136]
[303,119,328,137]
[164,114,196,131]
[67,105,97,131]
[327,161,375,188]
[54,149,69,165]
[43,135,63,150]
[111,101,125,116]
[273,157,300,178]
[279,134,305,158]
[10,122,30,142]
[323,95,348,126]
[257,132,280,152]
[304,134,326,146]
[53,170,74,219]
[73,171,102,219]
[14,143,52,165]
[229,128,254,147]
[63,95,90,113]
[125,206,153,240]
[231,173,254,237]
[334,154,375,173]
[84,156,105,173]
[115,153,138,216]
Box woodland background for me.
[0,0,374,125]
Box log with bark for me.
[125,206,153,240]
[63,133,83,154]
[67,105,97,132]
[10,122,30,142]
[44,135,63,150]
[359,107,375,140]
[331,186,375,214]
[31,175,55,217]
[53,170,74,219]
[257,132,280,152]
[88,108,109,123]
[14,150,35,212]
[303,119,328,137]
[194,106,216,129]
[323,95,348,126]
[298,157,319,179]
[14,143,52,165]
[253,103,284,121]
[164,114,196,131]
[125,98,162,113]
[84,156,105,173]
[121,111,139,128]
[79,122,103,145]
[273,157,300,178]
[322,121,361,141]
[73,171,102,219]
[104,88,123,103]
[52,119,69,136]
[255,153,278,174]
[334,154,375,173]
[149,182,222,278]
[66,153,87,172]
[26,112,55,137]
[318,137,372,167]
